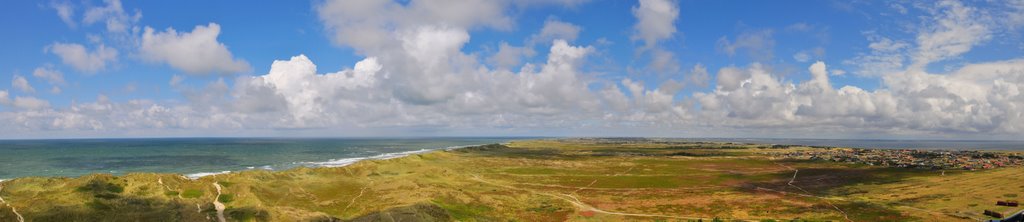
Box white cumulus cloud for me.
[12,75,35,93]
[11,96,50,110]
[140,23,250,75]
[488,42,535,70]
[911,0,991,69]
[0,90,9,106]
[51,1,76,27]
[632,0,679,48]
[531,18,582,44]
[717,29,775,60]
[82,0,140,33]
[46,43,118,73]
[692,59,1024,135]
[33,66,65,85]
[631,0,682,76]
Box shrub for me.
[182,189,204,198]
[77,179,124,194]
[227,207,271,222]
[218,194,234,203]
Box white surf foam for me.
[442,144,484,150]
[308,143,497,167]
[185,143,494,178]
[245,165,274,170]
[307,148,435,167]
[185,171,231,179]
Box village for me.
[773,147,1024,170]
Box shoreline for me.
[0,143,504,183]
[159,143,504,180]
[0,143,502,183]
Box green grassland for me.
[0,139,1021,221]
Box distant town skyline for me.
[0,0,1023,139]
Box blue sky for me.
[0,0,1023,139]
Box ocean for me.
[0,138,512,180]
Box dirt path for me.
[573,179,597,194]
[773,162,851,222]
[212,182,226,222]
[158,178,172,191]
[343,180,373,214]
[0,185,25,222]
[573,166,634,195]
[158,178,183,199]
[469,174,750,221]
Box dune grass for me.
[0,139,1019,221]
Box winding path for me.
[212,182,226,222]
[343,182,372,213]
[158,178,183,199]
[0,185,25,222]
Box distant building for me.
[986,210,1005,218]
[988,209,1024,222]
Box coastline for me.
[0,137,516,181]
[0,142,501,184]
[175,143,501,180]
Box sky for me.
[1,0,1023,139]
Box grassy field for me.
[0,139,1020,221]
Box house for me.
[986,210,1005,219]
[997,200,1020,207]
[987,209,1024,222]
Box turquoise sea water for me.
[0,138,512,179]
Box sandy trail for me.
[573,180,597,194]
[343,185,370,213]
[213,182,226,222]
[469,174,749,221]
[344,177,374,214]
[0,185,25,222]
[573,166,633,195]
[158,178,173,191]
[158,178,183,198]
